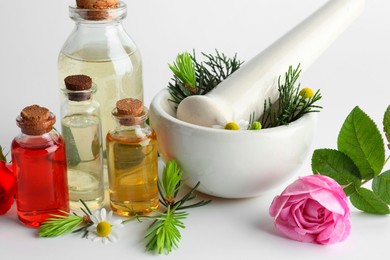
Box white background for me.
[0,0,389,259]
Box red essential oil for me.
[11,105,69,228]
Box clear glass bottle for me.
[61,75,105,211]
[12,105,69,228]
[58,1,144,177]
[106,101,159,216]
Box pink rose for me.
[269,175,351,245]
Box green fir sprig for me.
[126,160,211,254]
[168,52,197,93]
[261,64,322,128]
[312,105,390,214]
[38,200,93,237]
[144,206,188,254]
[168,50,243,106]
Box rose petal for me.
[310,189,345,215]
[274,219,316,243]
[302,175,347,201]
[281,178,322,196]
[269,195,289,218]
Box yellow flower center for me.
[224,122,240,130]
[96,221,111,237]
[299,88,314,98]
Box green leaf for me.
[350,187,390,214]
[372,170,390,204]
[384,105,390,150]
[337,106,385,179]
[0,146,6,162]
[311,149,361,196]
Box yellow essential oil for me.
[106,99,159,216]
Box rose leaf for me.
[337,106,385,179]
[384,105,390,150]
[372,170,390,204]
[350,187,390,214]
[311,148,361,196]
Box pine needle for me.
[38,211,84,237]
[261,64,322,128]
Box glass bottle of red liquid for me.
[12,105,69,227]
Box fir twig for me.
[168,52,197,93]
[134,160,211,254]
[168,50,243,107]
[144,206,188,254]
[38,211,85,237]
[38,200,93,238]
[261,64,322,128]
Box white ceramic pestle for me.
[177,0,365,127]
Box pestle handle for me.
[177,0,366,127]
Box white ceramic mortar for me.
[150,89,317,198]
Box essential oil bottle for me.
[106,98,158,216]
[12,105,69,227]
[59,0,144,175]
[61,75,105,211]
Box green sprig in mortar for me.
[312,105,390,214]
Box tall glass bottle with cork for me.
[61,74,105,211]
[106,98,159,216]
[58,0,143,175]
[11,105,69,227]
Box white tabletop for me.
[1,183,390,260]
[0,0,389,259]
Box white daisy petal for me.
[107,210,113,221]
[92,236,101,243]
[108,233,118,242]
[90,215,99,224]
[100,208,107,220]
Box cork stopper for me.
[76,0,119,20]
[116,98,143,116]
[114,98,145,126]
[17,105,56,135]
[64,75,93,101]
[76,0,118,9]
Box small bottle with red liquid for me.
[11,105,69,227]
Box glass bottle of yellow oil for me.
[58,2,143,186]
[106,98,159,216]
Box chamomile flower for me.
[299,87,314,98]
[212,119,249,130]
[87,208,123,244]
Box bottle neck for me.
[14,129,61,149]
[111,107,149,129]
[69,1,127,24]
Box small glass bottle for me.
[106,98,159,216]
[61,75,105,211]
[12,105,69,227]
[58,1,144,169]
